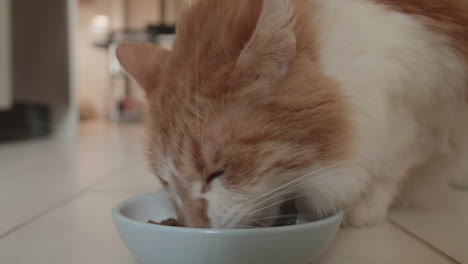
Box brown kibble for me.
[147,218,179,227]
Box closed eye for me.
[158,177,170,187]
[206,170,225,184]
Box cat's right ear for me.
[116,43,170,95]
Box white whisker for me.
[248,193,305,219]
[250,167,342,209]
[249,163,342,205]
[249,213,316,222]
[229,165,344,228]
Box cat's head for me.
[117,0,350,228]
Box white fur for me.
[310,0,468,226]
[160,156,176,185]
[204,179,250,228]
[160,156,185,208]
[162,0,467,228]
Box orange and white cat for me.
[116,0,468,228]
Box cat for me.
[116,0,468,228]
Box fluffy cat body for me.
[117,0,468,228]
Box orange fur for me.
[116,0,468,228]
[373,0,468,62]
[136,0,350,227]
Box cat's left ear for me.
[236,0,296,83]
[116,43,170,95]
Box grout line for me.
[0,167,122,240]
[389,219,462,264]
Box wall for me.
[0,0,12,110]
[76,0,113,119]
[76,0,186,119]
[52,0,78,141]
[128,0,180,28]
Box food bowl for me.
[112,191,342,264]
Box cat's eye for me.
[206,170,225,184]
[158,177,170,187]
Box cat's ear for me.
[236,0,296,82]
[116,43,170,94]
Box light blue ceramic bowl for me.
[112,191,342,264]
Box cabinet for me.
[12,0,70,104]
[0,0,76,141]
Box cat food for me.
[147,218,179,226]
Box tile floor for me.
[1,122,466,264]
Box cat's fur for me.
[117,0,468,228]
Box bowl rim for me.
[112,191,343,235]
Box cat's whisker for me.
[249,163,341,205]
[235,194,299,228]
[248,193,306,218]
[249,214,299,222]
[221,203,252,228]
[248,213,318,222]
[249,219,268,227]
[235,169,345,227]
[225,167,340,228]
[250,169,341,209]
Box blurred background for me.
[0,2,189,262]
[0,0,189,143]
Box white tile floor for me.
[1,122,466,264]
